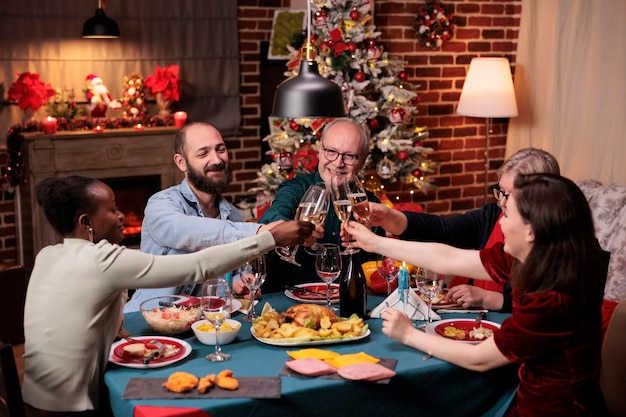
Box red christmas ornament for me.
[289,120,300,131]
[398,71,408,81]
[389,106,407,124]
[314,10,328,27]
[367,118,379,130]
[353,71,366,82]
[412,169,422,177]
[398,150,409,161]
[347,41,358,53]
[350,8,360,21]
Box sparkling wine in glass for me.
[331,175,358,254]
[201,278,232,361]
[275,183,330,265]
[315,243,342,311]
[304,182,330,255]
[415,268,444,322]
[238,255,266,322]
[376,255,400,296]
[345,175,370,224]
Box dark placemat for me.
[279,358,398,384]
[123,376,281,399]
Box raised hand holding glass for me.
[275,183,330,265]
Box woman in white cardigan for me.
[22,175,313,417]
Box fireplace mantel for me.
[18,127,183,274]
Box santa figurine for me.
[85,74,121,118]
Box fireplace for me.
[18,127,182,274]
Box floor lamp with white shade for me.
[456,57,518,203]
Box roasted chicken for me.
[280,304,339,328]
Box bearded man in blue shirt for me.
[124,122,284,312]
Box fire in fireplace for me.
[100,175,161,247]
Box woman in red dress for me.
[346,173,606,416]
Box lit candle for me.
[42,116,57,134]
[174,111,188,128]
[133,123,145,131]
[93,125,104,133]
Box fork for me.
[475,311,487,326]
[143,340,165,364]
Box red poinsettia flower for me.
[7,72,56,111]
[144,64,182,102]
[293,144,319,173]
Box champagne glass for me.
[304,182,331,255]
[275,183,329,266]
[330,175,358,254]
[238,255,266,322]
[376,255,400,296]
[315,243,342,311]
[415,268,444,322]
[200,278,232,361]
[345,175,371,224]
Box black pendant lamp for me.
[271,2,346,118]
[83,0,120,38]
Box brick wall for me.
[236,0,521,214]
[0,0,521,264]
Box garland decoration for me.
[414,1,455,49]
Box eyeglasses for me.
[321,146,360,166]
[490,183,510,202]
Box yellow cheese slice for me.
[286,348,340,360]
[325,352,379,368]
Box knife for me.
[143,340,165,364]
[284,285,328,297]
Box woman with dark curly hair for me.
[22,175,312,417]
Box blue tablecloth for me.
[105,292,518,417]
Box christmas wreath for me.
[414,1,455,49]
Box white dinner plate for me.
[251,328,370,347]
[424,319,501,344]
[108,336,192,369]
[284,283,340,304]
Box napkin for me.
[369,288,440,321]
[286,348,339,360]
[324,352,379,368]
[280,358,398,384]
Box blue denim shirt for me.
[123,179,260,312]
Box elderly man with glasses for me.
[259,118,386,292]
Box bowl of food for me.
[139,295,202,335]
[191,319,241,345]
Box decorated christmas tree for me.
[255,0,436,203]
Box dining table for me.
[105,290,519,417]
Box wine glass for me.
[345,175,371,224]
[275,183,330,266]
[415,268,444,322]
[330,175,358,254]
[304,182,331,255]
[238,255,266,322]
[315,243,342,311]
[200,278,232,361]
[376,255,400,296]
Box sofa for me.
[576,179,626,303]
